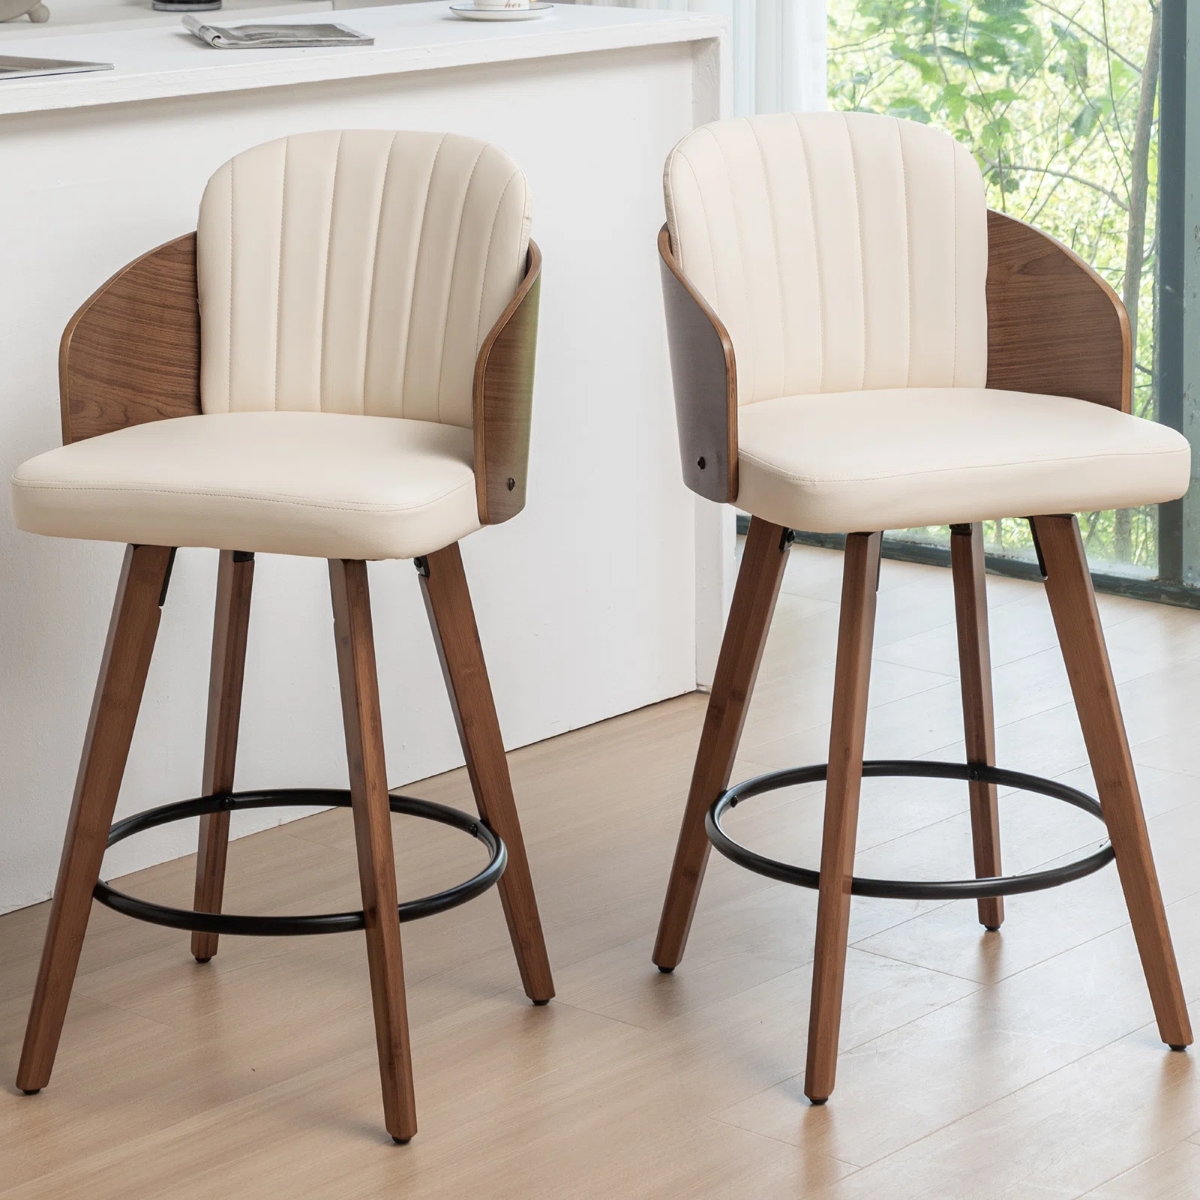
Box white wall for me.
[574,0,827,686]
[0,40,722,913]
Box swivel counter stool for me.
[653,112,1193,1103]
[10,131,553,1143]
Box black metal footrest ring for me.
[706,760,1115,901]
[93,788,507,936]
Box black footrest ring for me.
[706,760,1114,900]
[93,788,507,935]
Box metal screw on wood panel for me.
[697,456,706,469]
[506,477,516,491]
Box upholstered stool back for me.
[197,130,532,428]
[663,112,988,402]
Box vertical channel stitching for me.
[432,143,487,426]
[678,152,721,322]
[793,115,825,394]
[316,133,345,413]
[750,121,790,401]
[362,133,399,417]
[272,138,289,411]
[227,158,235,413]
[703,122,753,402]
[356,134,393,416]
[951,139,959,386]
[897,120,913,388]
[845,116,868,391]
[473,171,521,358]
[399,133,448,422]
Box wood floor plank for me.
[1086,1142,1200,1199]
[798,1026,1200,1199]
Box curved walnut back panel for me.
[986,210,1131,413]
[657,225,738,504]
[59,233,201,446]
[473,242,542,526]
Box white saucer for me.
[449,2,552,19]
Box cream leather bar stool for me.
[653,112,1193,1104]
[10,130,552,1143]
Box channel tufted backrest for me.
[664,112,988,405]
[197,130,532,428]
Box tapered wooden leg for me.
[18,544,175,1094]
[418,544,554,1004]
[805,531,882,1104]
[191,551,255,963]
[654,517,792,970]
[1032,514,1192,1049]
[329,559,418,1143]
[950,523,1004,931]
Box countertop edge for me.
[0,10,727,117]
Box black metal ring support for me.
[93,789,507,936]
[706,760,1115,900]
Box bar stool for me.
[10,130,552,1143]
[653,112,1193,1103]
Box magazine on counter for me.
[182,16,373,48]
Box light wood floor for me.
[4,544,1200,1198]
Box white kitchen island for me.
[0,2,730,911]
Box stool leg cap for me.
[657,965,675,974]
[808,1097,828,1106]
[21,1088,41,1096]
[1170,1044,1189,1052]
[392,1136,411,1145]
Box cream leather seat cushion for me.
[11,412,481,560]
[736,388,1191,533]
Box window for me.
[818,0,1198,605]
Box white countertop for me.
[0,0,725,115]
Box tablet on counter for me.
[0,56,114,81]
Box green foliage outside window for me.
[827,0,1162,574]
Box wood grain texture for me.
[658,225,738,504]
[16,544,174,1093]
[653,516,790,969]
[950,523,1004,931]
[805,530,882,1104]
[473,242,541,526]
[1031,514,1192,1049]
[59,234,201,445]
[329,558,417,1143]
[986,210,1131,412]
[417,544,554,1003]
[190,551,255,964]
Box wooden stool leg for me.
[329,559,418,1143]
[1031,514,1192,1049]
[17,544,175,1093]
[653,517,792,970]
[191,550,255,963]
[418,544,554,1004]
[805,531,882,1104]
[950,523,1004,931]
